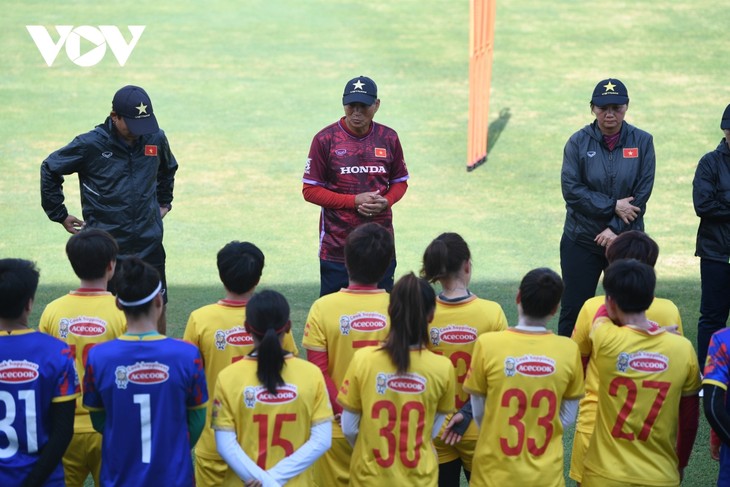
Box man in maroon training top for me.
[302,76,409,296]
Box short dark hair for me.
[217,241,265,294]
[605,230,659,267]
[519,268,563,319]
[420,232,471,283]
[114,257,161,317]
[345,223,394,285]
[0,259,40,320]
[603,259,655,313]
[66,229,119,280]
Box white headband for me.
[117,281,162,307]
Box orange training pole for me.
[467,0,496,171]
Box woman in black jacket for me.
[558,78,656,337]
[693,103,730,368]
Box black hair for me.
[344,223,394,284]
[519,268,563,319]
[0,259,40,320]
[66,228,119,280]
[217,241,265,294]
[605,230,659,267]
[420,232,471,283]
[114,257,161,318]
[382,273,435,374]
[603,259,655,313]
[245,290,290,395]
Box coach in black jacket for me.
[558,78,655,337]
[693,104,730,367]
[40,85,178,333]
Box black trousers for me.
[698,258,730,368]
[558,234,607,337]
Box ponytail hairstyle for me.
[420,232,470,283]
[382,273,435,374]
[114,257,161,318]
[245,290,291,395]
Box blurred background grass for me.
[2,0,728,484]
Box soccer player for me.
[302,222,394,486]
[569,230,683,484]
[183,241,298,486]
[703,328,730,485]
[463,268,584,487]
[0,258,79,487]
[83,258,208,486]
[420,232,507,485]
[39,229,126,487]
[212,290,333,486]
[582,259,701,487]
[338,273,455,486]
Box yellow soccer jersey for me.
[183,299,299,458]
[302,288,390,437]
[211,356,333,487]
[39,289,125,433]
[427,295,507,443]
[463,329,584,487]
[583,320,702,486]
[337,347,455,487]
[572,295,682,436]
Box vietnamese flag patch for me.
[623,148,638,158]
[145,145,158,156]
[374,147,387,158]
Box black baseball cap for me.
[112,85,159,135]
[721,104,730,130]
[343,76,378,106]
[591,78,629,107]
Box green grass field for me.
[2,0,729,485]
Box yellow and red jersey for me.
[39,289,126,433]
[183,299,298,458]
[463,329,584,487]
[337,346,454,486]
[583,318,701,486]
[212,356,333,487]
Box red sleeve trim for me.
[302,184,355,209]
[384,181,408,207]
[677,394,700,469]
[307,349,343,414]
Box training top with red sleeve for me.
[302,118,409,263]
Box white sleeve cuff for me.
[215,430,280,487]
[341,409,361,448]
[268,421,332,484]
[560,398,580,428]
[471,394,486,428]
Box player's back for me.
[338,346,454,487]
[0,330,79,486]
[584,320,701,486]
[83,335,207,487]
[464,329,583,487]
[183,300,298,459]
[212,356,333,487]
[39,290,125,432]
[303,288,390,388]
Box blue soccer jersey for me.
[83,334,207,487]
[704,328,730,487]
[0,329,79,487]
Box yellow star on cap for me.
[353,80,365,90]
[603,81,616,93]
[136,103,148,115]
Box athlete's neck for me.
[223,289,254,303]
[79,277,109,292]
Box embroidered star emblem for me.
[603,81,616,93]
[353,80,365,91]
[136,103,148,115]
